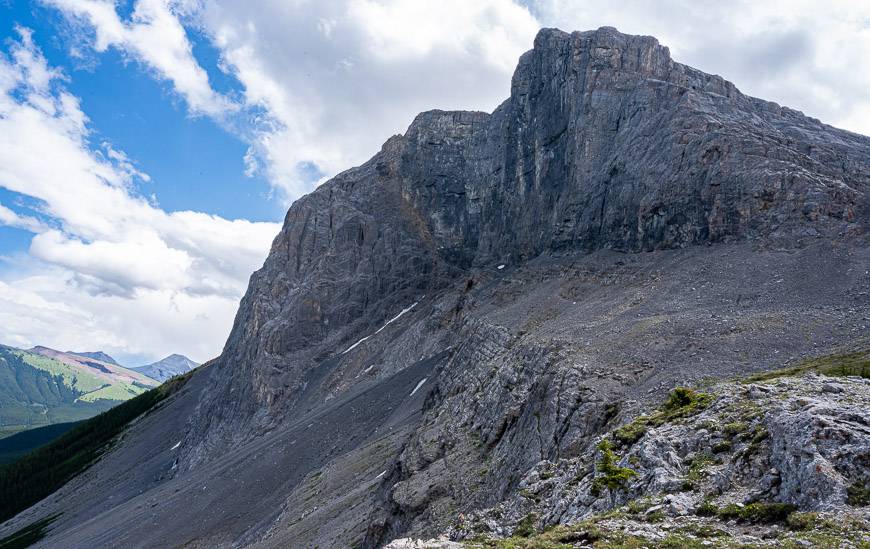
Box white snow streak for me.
[409,377,428,397]
[355,363,376,379]
[342,299,421,354]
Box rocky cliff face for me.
[187,26,868,459]
[2,27,869,548]
[388,369,870,548]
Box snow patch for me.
[355,364,376,379]
[343,299,421,354]
[409,377,428,397]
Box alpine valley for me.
[1,27,868,548]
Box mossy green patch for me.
[722,421,747,437]
[786,511,836,531]
[613,387,714,447]
[712,440,732,453]
[682,454,716,490]
[715,502,796,524]
[846,478,870,506]
[513,513,538,538]
[625,497,656,515]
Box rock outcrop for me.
[2,27,869,549]
[451,367,870,534]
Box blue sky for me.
[1,0,283,231]
[0,0,867,365]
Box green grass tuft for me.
[786,511,836,531]
[722,421,748,437]
[681,454,716,491]
[513,513,537,538]
[712,440,732,453]
[715,502,797,524]
[612,388,713,447]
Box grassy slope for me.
[17,351,153,402]
[0,347,153,438]
[743,348,870,382]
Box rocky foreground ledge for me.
[387,351,870,548]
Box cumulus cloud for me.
[0,272,244,364]
[43,0,236,117]
[47,0,540,199]
[194,0,540,198]
[0,28,279,362]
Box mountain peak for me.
[68,351,120,366]
[132,354,198,383]
[515,25,738,105]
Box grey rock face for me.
[188,25,869,462]
[5,27,869,549]
[450,373,870,538]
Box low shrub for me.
[612,387,713,447]
[591,439,637,496]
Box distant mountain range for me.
[0,345,197,439]
[0,345,157,438]
[131,354,199,383]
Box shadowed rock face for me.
[4,27,869,549]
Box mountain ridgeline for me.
[1,27,868,548]
[132,354,199,383]
[0,346,157,439]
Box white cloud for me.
[0,273,243,364]
[46,0,540,200]
[196,0,539,199]
[0,203,48,233]
[0,27,279,362]
[44,0,237,117]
